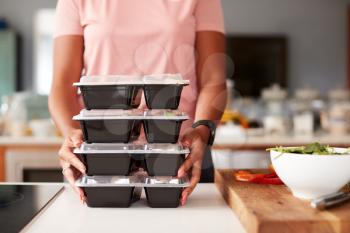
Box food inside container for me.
[76,176,142,207]
[74,75,143,110]
[74,142,189,176]
[76,175,189,208]
[143,74,190,109]
[73,109,144,143]
[144,177,190,208]
[143,110,189,143]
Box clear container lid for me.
[143,176,189,187]
[73,109,189,120]
[74,142,190,154]
[74,75,144,86]
[143,74,190,85]
[74,74,189,86]
[76,175,190,188]
[144,110,189,120]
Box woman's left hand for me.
[178,126,210,206]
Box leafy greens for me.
[267,142,350,155]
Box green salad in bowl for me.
[268,143,350,200]
[268,142,350,158]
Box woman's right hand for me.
[58,129,86,202]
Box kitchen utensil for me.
[310,192,350,210]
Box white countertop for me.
[1,134,350,148]
[0,136,62,146]
[214,133,350,147]
[22,184,245,233]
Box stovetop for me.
[0,184,63,233]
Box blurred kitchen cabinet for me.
[0,30,17,97]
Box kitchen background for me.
[0,0,350,182]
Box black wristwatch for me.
[192,120,216,146]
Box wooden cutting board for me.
[215,169,350,233]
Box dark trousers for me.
[199,147,214,183]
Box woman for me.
[49,0,227,205]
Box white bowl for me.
[270,148,350,200]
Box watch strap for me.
[192,120,216,146]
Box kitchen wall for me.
[0,0,57,90]
[222,0,348,94]
[0,0,348,93]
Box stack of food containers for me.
[72,74,191,208]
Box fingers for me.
[59,146,86,174]
[177,144,203,177]
[137,92,148,110]
[62,163,86,203]
[181,162,201,206]
[178,155,194,177]
[180,129,194,147]
[69,130,83,148]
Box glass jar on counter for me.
[289,88,324,136]
[261,84,291,135]
[321,89,350,135]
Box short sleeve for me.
[54,0,83,38]
[194,0,225,33]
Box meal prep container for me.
[73,109,144,143]
[142,144,188,176]
[74,143,133,176]
[74,75,143,110]
[144,177,189,208]
[76,176,142,207]
[76,175,189,208]
[143,74,190,109]
[73,109,189,144]
[74,143,189,176]
[143,110,189,143]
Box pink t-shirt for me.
[55,0,225,130]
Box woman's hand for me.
[58,129,86,202]
[178,126,210,206]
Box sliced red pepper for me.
[234,170,284,185]
[250,176,284,185]
[235,173,265,182]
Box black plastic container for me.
[75,143,189,176]
[144,177,187,208]
[144,85,184,109]
[79,120,136,143]
[76,175,189,208]
[145,187,183,208]
[79,154,131,176]
[141,143,189,176]
[73,109,144,143]
[80,85,142,110]
[143,74,189,109]
[74,109,188,144]
[143,119,185,143]
[74,143,146,176]
[145,154,185,176]
[77,176,141,208]
[74,75,143,110]
[83,187,136,207]
[143,110,188,143]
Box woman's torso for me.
[79,0,199,129]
